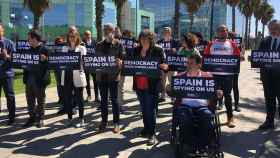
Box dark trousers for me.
[54,70,63,103]
[63,72,85,120]
[25,84,46,120]
[233,73,240,106]
[99,81,120,124]
[136,90,158,136]
[0,77,16,120]
[214,75,234,118]
[176,106,214,148]
[85,72,99,100]
[261,69,280,122]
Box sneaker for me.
[147,135,157,146]
[98,122,107,133]
[7,119,15,126]
[227,118,236,128]
[113,123,120,133]
[96,106,101,111]
[66,119,74,127]
[75,119,85,128]
[259,120,275,130]
[234,106,241,112]
[22,118,35,128]
[36,120,44,128]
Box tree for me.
[95,0,105,41]
[260,3,274,38]
[225,0,241,32]
[174,0,181,39]
[238,0,256,48]
[23,0,50,30]
[181,0,206,32]
[113,0,127,30]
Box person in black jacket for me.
[133,30,168,146]
[258,20,280,130]
[22,30,51,128]
[83,30,100,103]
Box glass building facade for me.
[0,0,117,41]
[140,0,244,39]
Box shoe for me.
[227,118,236,128]
[22,118,35,128]
[75,119,85,128]
[7,119,15,126]
[217,106,223,110]
[147,135,157,146]
[96,106,101,111]
[259,121,275,130]
[66,119,74,127]
[98,122,107,132]
[139,129,149,138]
[57,109,66,115]
[234,106,241,112]
[36,120,44,128]
[87,96,92,102]
[113,123,120,133]
[158,98,166,103]
[73,109,77,115]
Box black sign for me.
[233,37,243,50]
[16,40,30,51]
[11,51,40,69]
[203,55,240,73]
[122,57,160,77]
[251,50,280,68]
[46,44,64,53]
[196,44,207,54]
[48,52,81,70]
[83,55,118,73]
[158,41,174,54]
[171,76,216,99]
[86,45,96,54]
[166,54,187,71]
[120,38,136,56]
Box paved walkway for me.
[0,60,279,158]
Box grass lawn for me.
[12,70,57,94]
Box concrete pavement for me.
[0,60,279,158]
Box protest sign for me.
[251,50,280,68]
[48,52,80,70]
[11,51,40,69]
[83,55,118,72]
[122,57,160,76]
[203,55,240,73]
[166,54,187,71]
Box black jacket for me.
[23,44,51,87]
[132,45,165,94]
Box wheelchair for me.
[170,103,224,158]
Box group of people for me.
[0,18,280,146]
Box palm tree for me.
[261,4,274,38]
[254,0,264,38]
[113,0,127,30]
[181,0,206,32]
[225,0,241,32]
[238,0,256,48]
[23,0,50,30]
[174,0,181,39]
[95,0,105,41]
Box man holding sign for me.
[0,24,16,125]
[258,20,280,130]
[204,25,240,128]
[22,30,50,128]
[95,23,124,133]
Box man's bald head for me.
[268,20,280,37]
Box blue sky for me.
[270,0,280,20]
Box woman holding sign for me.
[61,31,87,128]
[132,30,168,146]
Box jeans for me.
[214,75,234,119]
[0,77,16,120]
[136,90,158,136]
[63,71,85,120]
[54,70,63,102]
[25,84,46,120]
[85,72,99,100]
[99,81,120,124]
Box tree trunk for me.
[262,23,265,39]
[96,0,104,42]
[189,13,194,32]
[209,0,215,40]
[248,17,251,49]
[255,19,258,38]
[232,6,236,32]
[244,17,249,49]
[33,15,40,31]
[174,0,180,39]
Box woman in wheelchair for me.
[167,54,223,155]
